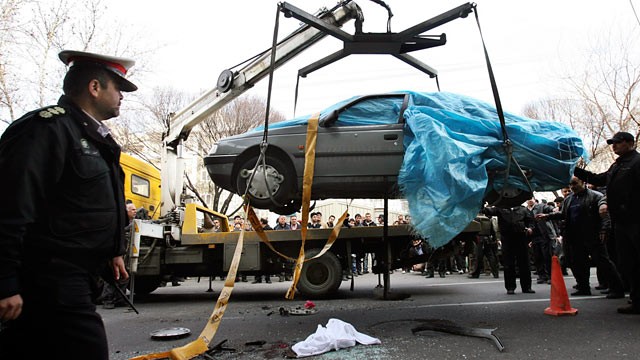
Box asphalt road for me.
[101,270,640,360]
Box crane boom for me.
[161,1,362,215]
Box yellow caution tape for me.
[286,115,318,299]
[130,221,247,360]
[130,113,349,359]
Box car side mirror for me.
[319,110,339,127]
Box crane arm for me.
[161,1,362,215]
[164,1,362,149]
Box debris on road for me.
[149,327,191,341]
[412,319,504,352]
[291,318,381,357]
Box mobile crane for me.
[126,1,483,298]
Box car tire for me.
[236,154,296,210]
[296,249,343,299]
[484,186,532,208]
[269,199,302,215]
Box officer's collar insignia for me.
[79,138,99,155]
[38,106,65,119]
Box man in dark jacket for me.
[526,198,557,284]
[483,205,536,295]
[541,177,624,298]
[0,50,135,359]
[574,131,640,314]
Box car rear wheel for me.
[269,199,302,215]
[297,249,343,298]
[484,186,532,208]
[236,154,296,210]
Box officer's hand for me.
[111,256,129,281]
[599,204,608,218]
[0,294,23,321]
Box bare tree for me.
[111,86,192,168]
[523,25,639,169]
[0,0,27,124]
[189,95,286,214]
[0,0,155,129]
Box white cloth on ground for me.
[291,318,381,357]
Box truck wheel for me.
[297,249,342,298]
[130,275,162,295]
[235,154,296,210]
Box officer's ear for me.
[87,79,101,97]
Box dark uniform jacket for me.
[0,95,127,299]
[527,203,557,243]
[482,205,533,239]
[574,150,640,222]
[547,188,609,241]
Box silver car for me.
[204,92,532,214]
[204,93,409,214]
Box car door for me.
[312,94,407,195]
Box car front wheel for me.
[235,154,296,210]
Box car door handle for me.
[384,134,398,140]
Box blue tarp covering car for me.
[257,91,587,248]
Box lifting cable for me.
[471,4,534,203]
[244,5,350,300]
[240,4,285,209]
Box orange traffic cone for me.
[544,255,578,316]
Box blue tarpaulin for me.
[398,92,586,247]
[259,91,587,248]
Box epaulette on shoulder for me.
[36,106,67,120]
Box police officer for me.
[468,213,500,279]
[0,50,137,359]
[483,205,536,295]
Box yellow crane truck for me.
[124,1,483,298]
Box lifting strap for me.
[472,5,534,199]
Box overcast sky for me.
[112,0,638,119]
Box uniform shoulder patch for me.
[37,106,66,119]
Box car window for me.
[336,95,405,126]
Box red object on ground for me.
[304,300,315,309]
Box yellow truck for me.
[120,153,161,219]
[121,151,481,298]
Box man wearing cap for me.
[0,50,137,358]
[574,131,640,314]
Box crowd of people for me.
[222,211,401,282]
[403,131,640,316]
